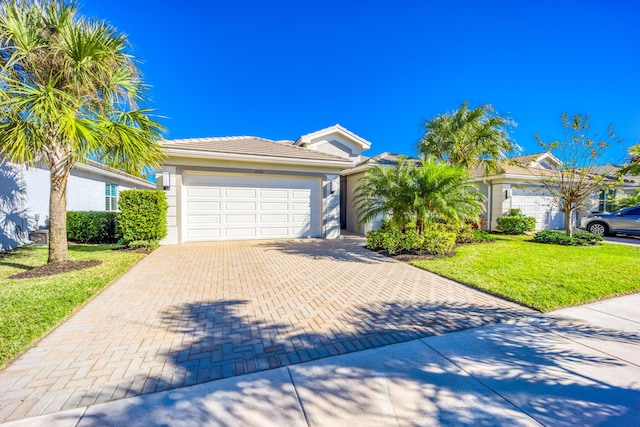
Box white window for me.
[598,189,616,213]
[105,183,118,211]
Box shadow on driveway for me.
[77,300,640,426]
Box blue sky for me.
[82,0,640,164]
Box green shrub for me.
[508,208,521,216]
[471,230,494,242]
[67,211,119,243]
[496,215,537,234]
[365,220,456,255]
[118,190,168,243]
[533,230,603,246]
[421,226,457,255]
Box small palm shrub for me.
[533,230,602,246]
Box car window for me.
[621,207,640,216]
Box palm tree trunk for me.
[48,155,71,263]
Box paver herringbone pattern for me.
[0,236,532,422]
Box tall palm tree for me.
[619,144,640,176]
[0,0,165,263]
[418,101,517,175]
[354,157,484,233]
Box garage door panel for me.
[510,189,563,230]
[260,227,289,237]
[261,214,288,223]
[188,187,221,198]
[188,201,221,210]
[225,188,257,198]
[183,173,320,241]
[292,202,311,210]
[292,190,311,199]
[226,214,256,224]
[225,228,257,238]
[292,214,310,223]
[261,201,288,210]
[261,189,288,198]
[188,215,221,224]
[225,201,257,211]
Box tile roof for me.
[81,159,155,187]
[162,136,352,163]
[352,152,421,168]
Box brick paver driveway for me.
[0,236,532,422]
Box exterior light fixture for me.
[162,172,170,191]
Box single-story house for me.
[474,152,640,231]
[158,125,373,244]
[0,159,155,251]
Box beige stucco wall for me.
[345,170,382,235]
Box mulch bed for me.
[8,260,102,279]
[369,249,453,261]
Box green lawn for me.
[411,235,640,312]
[0,245,145,368]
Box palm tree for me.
[418,101,517,175]
[353,156,416,231]
[411,158,484,231]
[0,0,164,263]
[618,144,640,176]
[354,157,484,233]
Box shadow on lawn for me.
[78,299,640,426]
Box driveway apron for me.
[0,236,531,422]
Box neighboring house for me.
[0,159,155,251]
[158,125,372,244]
[474,152,640,231]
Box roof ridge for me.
[163,136,274,144]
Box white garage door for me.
[183,173,320,241]
[511,188,564,230]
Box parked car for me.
[580,205,640,236]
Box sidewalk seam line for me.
[580,306,640,325]
[286,367,311,427]
[418,338,545,426]
[74,406,88,427]
[530,323,640,369]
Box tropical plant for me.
[418,101,517,175]
[354,157,484,233]
[0,0,165,263]
[352,156,416,232]
[616,189,640,210]
[618,144,640,176]
[411,158,484,231]
[533,113,621,237]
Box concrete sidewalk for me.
[4,294,639,427]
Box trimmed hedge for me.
[118,190,168,243]
[365,221,457,255]
[67,211,119,243]
[496,215,537,234]
[532,230,603,246]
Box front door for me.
[340,176,347,229]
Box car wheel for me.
[587,222,608,236]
